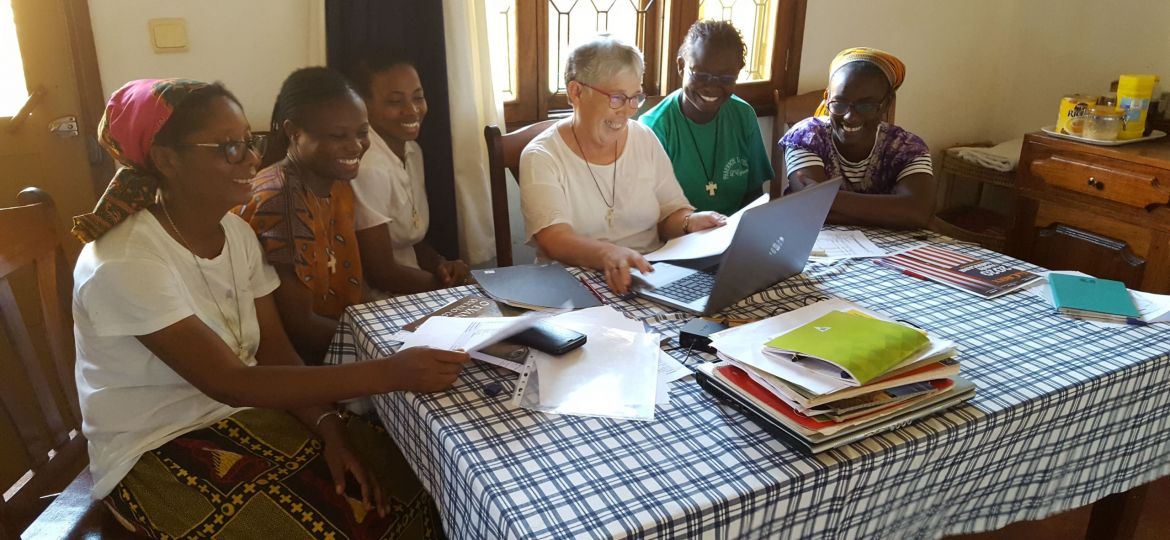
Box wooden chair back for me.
[770,88,897,195]
[483,119,558,267]
[0,188,87,538]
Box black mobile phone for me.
[507,321,586,355]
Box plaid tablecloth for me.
[325,228,1170,540]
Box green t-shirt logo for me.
[722,156,749,180]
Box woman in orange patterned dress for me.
[237,67,375,363]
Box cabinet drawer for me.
[1030,155,1170,208]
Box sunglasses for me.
[179,134,269,164]
[576,81,647,110]
[688,68,738,86]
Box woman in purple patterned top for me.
[776,48,935,229]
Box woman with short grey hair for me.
[520,36,726,294]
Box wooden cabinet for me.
[1009,132,1170,293]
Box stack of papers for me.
[809,230,886,260]
[702,298,974,450]
[511,306,666,421]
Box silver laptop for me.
[633,178,842,315]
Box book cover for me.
[763,310,929,386]
[1048,274,1139,321]
[876,245,1040,299]
[403,295,503,331]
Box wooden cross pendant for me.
[326,249,337,274]
[606,207,615,228]
[705,181,718,197]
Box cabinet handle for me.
[1086,177,1104,190]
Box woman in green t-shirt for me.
[640,20,774,215]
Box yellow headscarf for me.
[813,47,906,117]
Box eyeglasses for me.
[688,68,738,86]
[576,81,647,109]
[826,99,886,116]
[180,134,268,164]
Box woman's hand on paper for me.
[685,211,727,233]
[386,346,470,392]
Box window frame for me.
[501,0,806,130]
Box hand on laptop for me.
[597,245,652,295]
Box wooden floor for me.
[946,476,1170,540]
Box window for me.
[487,0,806,127]
[0,0,29,116]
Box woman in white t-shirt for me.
[350,56,470,294]
[70,79,468,539]
[520,36,726,294]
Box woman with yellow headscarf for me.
[776,47,935,229]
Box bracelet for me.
[682,212,694,234]
[313,410,343,429]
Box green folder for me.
[1048,274,1139,321]
[763,310,929,385]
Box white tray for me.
[1041,126,1166,146]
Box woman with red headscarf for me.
[71,78,466,539]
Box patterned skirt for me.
[104,409,443,539]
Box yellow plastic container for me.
[1117,74,1158,140]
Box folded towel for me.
[949,138,1024,172]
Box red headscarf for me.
[71,79,212,242]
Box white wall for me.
[796,0,1170,152]
[88,0,324,129]
[987,0,1170,142]
[797,0,1009,153]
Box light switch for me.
[149,18,188,53]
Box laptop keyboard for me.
[655,270,717,303]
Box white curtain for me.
[443,0,505,265]
[307,1,326,65]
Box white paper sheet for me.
[809,230,887,261]
[645,194,768,261]
[658,350,692,383]
[1025,271,1170,326]
[532,323,659,420]
[398,312,546,352]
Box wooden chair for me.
[770,88,897,195]
[0,188,127,539]
[483,119,558,267]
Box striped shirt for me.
[779,117,932,194]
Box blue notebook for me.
[1048,274,1139,323]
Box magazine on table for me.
[876,245,1040,299]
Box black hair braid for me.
[678,19,746,66]
[270,66,360,147]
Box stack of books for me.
[696,298,975,453]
